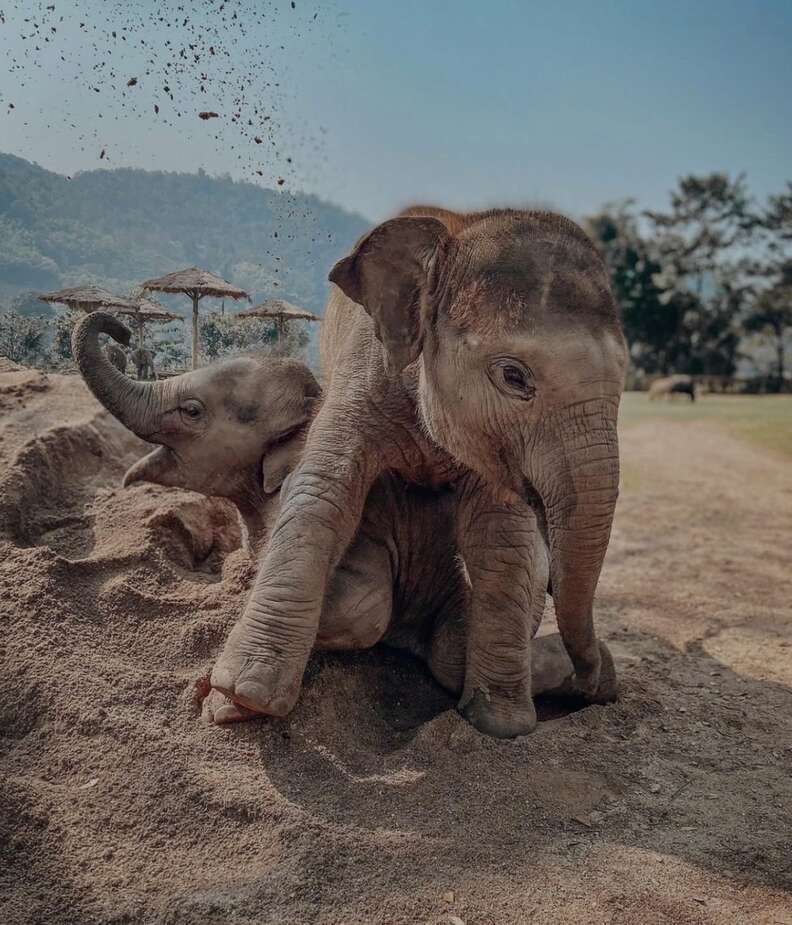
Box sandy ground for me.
[0,364,790,925]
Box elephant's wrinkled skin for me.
[72,312,590,725]
[212,207,627,737]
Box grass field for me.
[619,391,792,458]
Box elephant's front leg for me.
[455,480,547,738]
[211,413,381,716]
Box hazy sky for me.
[1,0,790,222]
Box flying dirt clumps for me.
[2,0,334,190]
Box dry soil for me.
[1,363,790,925]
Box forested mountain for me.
[0,153,369,315]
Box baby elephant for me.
[72,311,601,732]
[648,374,695,401]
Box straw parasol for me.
[140,268,249,369]
[38,286,139,314]
[236,298,321,339]
[111,297,183,349]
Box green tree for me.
[743,265,792,391]
[50,309,81,363]
[586,201,677,375]
[199,312,308,362]
[644,174,757,378]
[0,312,48,365]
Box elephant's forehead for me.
[448,270,616,339]
[451,233,615,334]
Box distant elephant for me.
[649,374,695,401]
[129,346,156,381]
[103,342,127,374]
[208,206,626,738]
[72,311,594,725]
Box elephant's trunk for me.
[526,397,620,688]
[71,311,168,441]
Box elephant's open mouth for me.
[122,445,183,488]
[267,421,309,450]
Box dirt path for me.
[1,372,791,925]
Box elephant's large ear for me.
[261,438,304,495]
[328,217,450,375]
[123,446,181,488]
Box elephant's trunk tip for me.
[72,311,133,356]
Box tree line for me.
[585,173,792,390]
[1,156,790,388]
[0,307,309,371]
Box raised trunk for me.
[527,399,620,695]
[71,311,168,440]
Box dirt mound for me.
[1,370,791,925]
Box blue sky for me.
[1,0,790,221]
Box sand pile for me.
[1,366,791,925]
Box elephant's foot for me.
[458,687,538,739]
[580,640,618,704]
[530,633,577,695]
[563,640,618,703]
[202,688,259,725]
[532,636,618,702]
[210,621,307,717]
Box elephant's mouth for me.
[267,422,308,449]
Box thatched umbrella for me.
[38,286,139,314]
[111,297,183,350]
[140,268,249,369]
[236,299,321,339]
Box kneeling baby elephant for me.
[72,311,600,728]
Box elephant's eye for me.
[180,400,205,421]
[488,358,536,400]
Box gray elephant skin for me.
[208,206,627,738]
[72,312,590,725]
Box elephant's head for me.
[329,209,627,680]
[71,312,321,505]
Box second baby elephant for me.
[72,311,597,727]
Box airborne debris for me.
[4,0,329,257]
